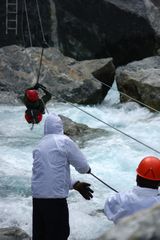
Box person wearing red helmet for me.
[25,89,39,102]
[20,83,52,124]
[104,156,160,224]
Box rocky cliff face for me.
[54,0,160,66]
[0,0,53,48]
[116,56,160,111]
[1,0,160,67]
[0,45,115,105]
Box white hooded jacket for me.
[32,113,90,198]
[104,186,160,223]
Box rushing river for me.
[0,86,160,239]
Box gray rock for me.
[97,203,160,240]
[0,45,115,105]
[60,115,110,147]
[116,56,160,111]
[0,92,19,105]
[0,227,30,240]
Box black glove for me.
[34,83,46,90]
[87,168,91,174]
[73,181,94,200]
[33,83,39,90]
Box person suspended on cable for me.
[20,83,52,124]
[104,156,160,224]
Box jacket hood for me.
[44,113,63,135]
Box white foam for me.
[0,90,160,238]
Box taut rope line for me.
[51,93,160,155]
[23,0,32,47]
[90,173,118,192]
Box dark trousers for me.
[32,198,70,240]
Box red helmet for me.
[25,112,42,124]
[25,89,39,102]
[136,156,160,181]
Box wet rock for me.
[0,92,19,105]
[60,115,110,147]
[0,227,30,240]
[0,45,115,105]
[116,56,160,111]
[97,203,160,240]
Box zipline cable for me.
[90,173,118,193]
[23,0,46,84]
[36,48,44,84]
[23,0,32,47]
[35,0,49,47]
[21,0,25,47]
[51,93,160,155]
[35,0,50,85]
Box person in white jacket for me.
[32,113,93,240]
[104,156,160,224]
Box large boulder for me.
[116,56,160,111]
[60,115,110,146]
[0,45,115,105]
[98,203,160,240]
[0,227,30,240]
[54,0,160,66]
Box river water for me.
[0,86,160,239]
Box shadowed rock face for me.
[54,0,160,66]
[0,0,53,48]
[1,0,160,67]
[151,0,160,8]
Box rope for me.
[36,48,44,84]
[41,97,49,114]
[90,173,118,193]
[23,0,32,47]
[35,0,50,93]
[21,0,25,47]
[22,0,49,118]
[35,0,49,47]
[22,0,46,87]
[51,93,160,155]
